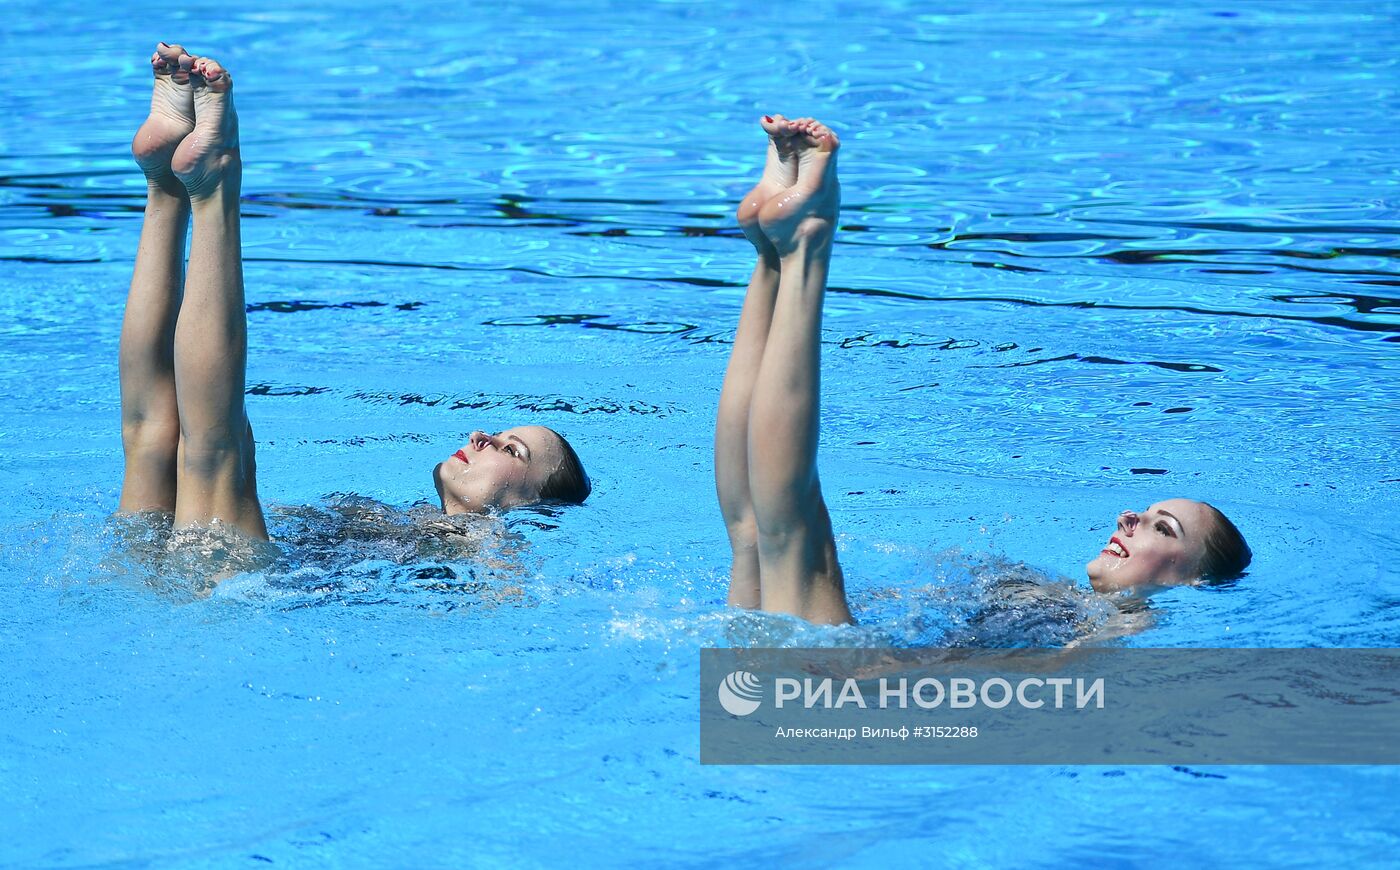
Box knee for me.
[180,419,258,484]
[753,486,830,545]
[178,428,245,477]
[122,416,180,456]
[179,443,235,481]
[725,513,760,554]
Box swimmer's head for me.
[433,426,590,514]
[1085,498,1250,593]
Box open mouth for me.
[1101,535,1129,558]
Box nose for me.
[1117,509,1140,535]
[469,430,493,451]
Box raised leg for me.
[747,118,850,624]
[716,115,801,608]
[119,43,196,514]
[169,56,267,538]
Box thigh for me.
[174,418,267,539]
[728,536,761,609]
[756,496,850,624]
[119,417,181,514]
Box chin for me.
[1087,567,1106,593]
[1086,560,1129,594]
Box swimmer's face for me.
[432,426,566,514]
[1085,498,1216,593]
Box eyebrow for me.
[506,434,531,462]
[1157,509,1185,537]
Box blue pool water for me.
[3,0,1399,864]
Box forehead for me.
[504,425,563,458]
[1147,499,1212,534]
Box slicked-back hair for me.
[539,429,590,505]
[1198,502,1251,582]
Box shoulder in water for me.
[875,552,1149,648]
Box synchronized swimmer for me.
[710,115,1249,624]
[120,43,588,546]
[119,44,1250,623]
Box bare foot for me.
[131,43,195,187]
[758,117,840,256]
[171,56,240,201]
[736,114,802,256]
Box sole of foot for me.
[171,56,240,202]
[132,42,196,185]
[738,114,804,248]
[757,117,841,252]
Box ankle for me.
[755,249,781,272]
[145,176,190,204]
[188,182,241,215]
[778,231,834,264]
[183,161,242,207]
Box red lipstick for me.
[1101,535,1130,558]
